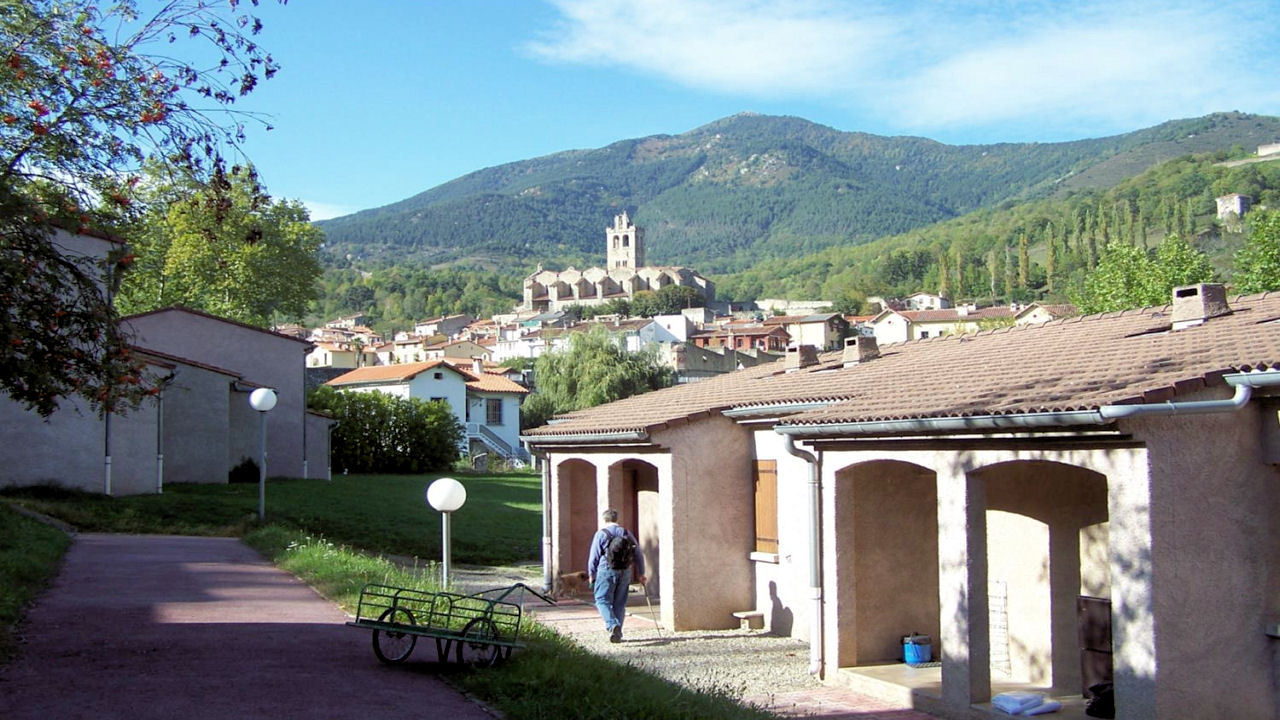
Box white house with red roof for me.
[326,358,529,461]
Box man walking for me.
[587,508,646,643]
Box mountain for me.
[316,111,1280,274]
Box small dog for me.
[553,571,591,599]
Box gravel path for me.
[451,565,937,719]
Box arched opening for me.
[610,458,661,597]
[555,458,599,578]
[972,460,1109,695]
[833,460,939,667]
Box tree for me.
[522,325,673,429]
[1233,211,1280,293]
[1073,235,1215,314]
[1,0,281,415]
[117,166,322,326]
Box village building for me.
[521,211,714,313]
[762,313,850,351]
[869,305,1018,344]
[523,283,1280,720]
[326,358,529,462]
[2,230,332,497]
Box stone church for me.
[521,211,714,313]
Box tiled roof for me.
[901,307,1015,323]
[524,292,1280,440]
[466,374,529,395]
[326,360,462,386]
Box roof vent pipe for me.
[1171,283,1231,330]
[785,344,820,372]
[842,335,879,368]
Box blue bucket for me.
[903,634,932,664]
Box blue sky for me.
[226,0,1280,220]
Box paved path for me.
[0,534,495,720]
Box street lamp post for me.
[426,477,467,587]
[249,388,278,522]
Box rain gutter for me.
[775,370,1280,438]
[520,429,650,446]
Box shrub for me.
[308,387,464,474]
[228,456,259,484]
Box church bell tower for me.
[605,211,645,270]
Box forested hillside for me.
[713,150,1280,306]
[317,112,1280,275]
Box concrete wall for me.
[125,310,311,478]
[161,363,234,485]
[0,393,161,496]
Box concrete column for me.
[936,461,990,711]
[1049,521,1083,693]
[1106,451,1157,720]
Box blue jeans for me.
[593,566,631,631]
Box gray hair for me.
[601,508,618,523]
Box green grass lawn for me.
[1,471,542,565]
[0,505,72,662]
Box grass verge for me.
[245,526,776,720]
[0,471,541,565]
[0,505,72,662]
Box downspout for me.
[153,370,178,495]
[783,434,824,678]
[538,447,553,594]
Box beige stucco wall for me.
[1125,404,1280,720]
[654,416,754,630]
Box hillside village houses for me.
[522,282,1280,720]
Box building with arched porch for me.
[524,284,1280,720]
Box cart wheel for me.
[372,607,417,665]
[460,617,503,667]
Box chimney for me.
[471,355,485,376]
[1171,283,1231,330]
[842,334,880,367]
[784,344,820,372]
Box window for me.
[486,398,503,426]
[753,460,778,554]
[433,372,443,379]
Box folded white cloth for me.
[992,691,1045,715]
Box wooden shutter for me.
[753,460,778,554]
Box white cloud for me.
[528,0,893,96]
[530,0,1280,137]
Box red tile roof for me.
[524,292,1280,440]
[325,360,463,386]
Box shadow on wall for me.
[769,580,794,635]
